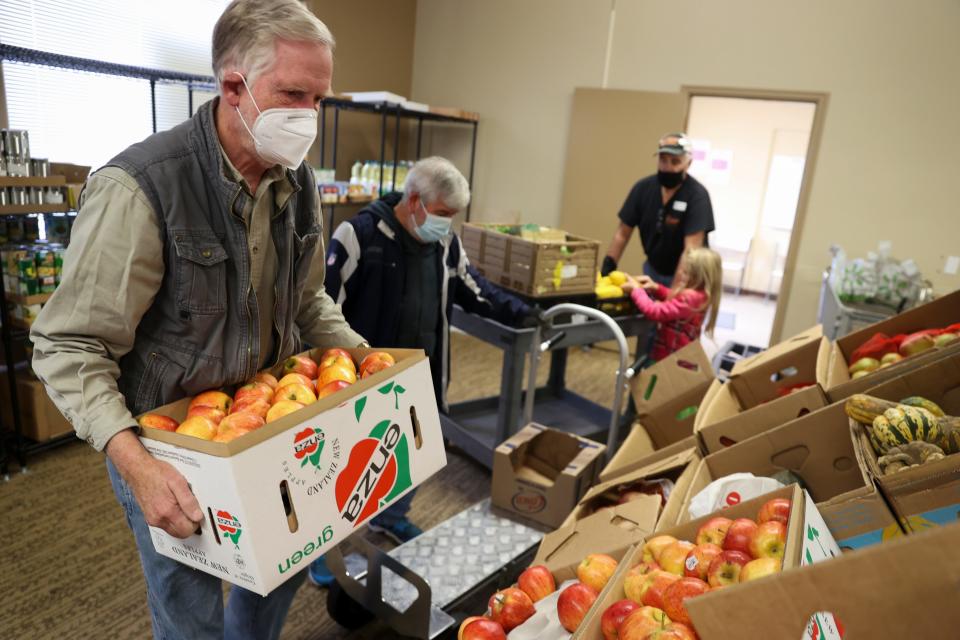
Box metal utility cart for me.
[325,304,641,638]
[441,304,651,468]
[817,270,897,341]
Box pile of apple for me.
[594,497,791,640]
[137,349,396,443]
[459,552,624,639]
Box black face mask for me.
[657,170,685,189]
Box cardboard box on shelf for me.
[491,424,606,529]
[566,447,700,533]
[727,324,829,409]
[849,352,960,533]
[49,162,91,184]
[630,341,715,449]
[139,348,446,596]
[0,373,75,442]
[576,484,842,640]
[684,402,901,549]
[695,382,828,454]
[824,289,960,402]
[685,522,960,639]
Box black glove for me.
[520,304,545,329]
[601,255,618,277]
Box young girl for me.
[623,247,723,362]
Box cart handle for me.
[523,304,632,462]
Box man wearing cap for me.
[601,133,715,286]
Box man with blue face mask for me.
[308,157,540,585]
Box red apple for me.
[175,415,218,440]
[487,587,534,633]
[276,372,313,391]
[739,557,782,582]
[217,411,264,436]
[749,520,787,560]
[230,397,270,419]
[757,498,792,526]
[600,599,642,640]
[360,351,395,375]
[138,413,179,432]
[283,354,318,380]
[683,543,723,581]
[577,553,619,593]
[318,363,358,387]
[695,516,732,547]
[646,622,698,640]
[188,390,232,414]
[459,617,506,640]
[320,347,354,365]
[272,383,317,406]
[707,550,751,588]
[619,606,671,640]
[661,577,710,626]
[517,564,556,603]
[641,572,681,610]
[722,518,759,555]
[234,381,273,404]
[557,582,598,633]
[623,562,660,603]
[316,379,352,400]
[659,541,696,576]
[319,353,356,374]
[265,399,305,423]
[251,371,279,389]
[186,405,226,425]
[360,357,394,379]
[642,535,678,564]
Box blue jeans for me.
[370,488,416,529]
[106,460,306,640]
[643,260,675,287]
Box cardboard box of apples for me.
[576,484,844,640]
[135,347,446,596]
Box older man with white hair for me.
[601,132,715,286]
[30,1,363,637]
[310,156,539,584]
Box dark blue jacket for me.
[324,194,530,409]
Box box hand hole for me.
[409,406,423,450]
[719,435,738,448]
[207,508,221,545]
[770,366,799,382]
[770,445,810,470]
[676,359,700,372]
[279,480,299,533]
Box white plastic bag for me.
[686,473,785,520]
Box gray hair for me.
[212,0,335,87]
[402,157,471,212]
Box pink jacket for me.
[630,284,708,361]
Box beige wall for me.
[411,0,960,339]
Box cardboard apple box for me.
[823,288,960,402]
[694,380,828,454]
[137,348,446,596]
[684,402,901,549]
[576,484,844,640]
[564,447,700,533]
[685,522,960,638]
[491,424,606,529]
[630,341,715,449]
[849,351,960,533]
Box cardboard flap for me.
[728,326,825,408]
[694,380,741,431]
[632,341,715,415]
[506,426,587,485]
[703,402,866,504]
[731,324,823,372]
[533,494,661,571]
[599,430,698,484]
[686,522,960,640]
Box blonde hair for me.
[680,247,723,337]
[212,0,335,87]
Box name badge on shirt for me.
[673,200,688,212]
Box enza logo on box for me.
[216,510,242,548]
[511,490,546,514]
[335,419,412,527]
[282,425,342,496]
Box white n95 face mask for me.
[235,73,318,169]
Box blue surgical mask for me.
[413,201,453,243]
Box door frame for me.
[680,86,829,345]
